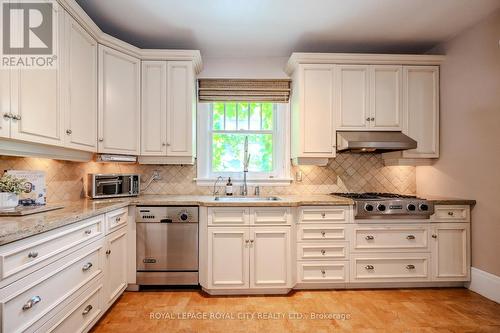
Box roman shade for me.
[198,78,291,103]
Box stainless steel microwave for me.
[88,174,140,199]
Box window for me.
[197,102,290,185]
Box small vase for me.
[0,192,19,209]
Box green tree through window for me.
[211,102,274,173]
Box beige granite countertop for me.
[0,194,475,246]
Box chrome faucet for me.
[212,176,224,196]
[241,136,250,196]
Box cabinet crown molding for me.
[285,52,445,75]
[57,0,203,73]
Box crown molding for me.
[57,0,203,73]
[285,52,445,75]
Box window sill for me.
[195,178,293,187]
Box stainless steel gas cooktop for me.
[333,192,434,219]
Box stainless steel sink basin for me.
[214,196,281,202]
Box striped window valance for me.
[198,79,291,103]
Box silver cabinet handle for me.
[84,229,92,235]
[82,304,93,315]
[106,249,111,255]
[22,296,41,310]
[28,251,38,258]
[66,129,72,135]
[406,235,415,240]
[321,249,326,255]
[365,265,374,270]
[365,235,374,240]
[432,234,437,239]
[320,231,326,237]
[116,216,121,222]
[448,211,454,216]
[82,262,93,271]
[406,264,416,270]
[3,113,12,119]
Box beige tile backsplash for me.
[0,154,415,202]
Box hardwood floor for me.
[91,288,500,333]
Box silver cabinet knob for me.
[116,217,121,222]
[250,240,254,244]
[28,251,38,258]
[320,231,326,237]
[66,129,72,135]
[22,296,41,310]
[82,304,93,315]
[370,117,375,121]
[321,212,326,218]
[166,142,171,146]
[82,262,93,271]
[3,113,12,119]
[98,138,104,142]
[106,249,111,255]
[365,265,374,270]
[321,269,326,276]
[84,229,92,235]
[432,234,437,239]
[406,264,416,270]
[245,240,249,244]
[366,117,371,121]
[12,114,21,120]
[448,211,454,216]
[365,235,374,240]
[321,249,326,255]
[162,142,166,146]
[406,235,415,240]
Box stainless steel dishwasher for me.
[136,206,199,285]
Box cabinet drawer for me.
[352,225,428,251]
[250,207,290,225]
[432,206,469,222]
[208,207,249,225]
[1,242,104,333]
[0,215,104,282]
[297,261,348,283]
[297,225,346,241]
[297,242,348,260]
[299,207,349,223]
[105,207,128,234]
[351,254,430,282]
[38,278,104,333]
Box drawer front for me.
[300,207,349,224]
[297,261,348,283]
[0,216,104,281]
[208,207,249,225]
[40,279,103,333]
[352,226,428,251]
[297,242,348,260]
[351,254,430,282]
[298,225,346,241]
[105,208,128,234]
[2,242,104,333]
[250,207,291,225]
[432,206,469,222]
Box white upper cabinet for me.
[166,61,195,157]
[336,65,370,129]
[336,65,402,130]
[141,61,167,156]
[402,66,439,158]
[98,45,140,155]
[63,14,97,152]
[291,64,336,163]
[370,65,403,130]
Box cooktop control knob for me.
[377,204,386,212]
[364,204,374,212]
[419,203,429,211]
[407,204,416,211]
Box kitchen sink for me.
[214,196,281,202]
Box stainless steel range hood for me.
[336,131,417,153]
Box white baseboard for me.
[468,267,500,304]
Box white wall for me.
[417,10,500,276]
[198,57,289,78]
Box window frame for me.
[196,102,291,186]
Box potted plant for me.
[0,174,26,209]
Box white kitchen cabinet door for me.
[98,45,140,155]
[336,65,370,130]
[64,14,97,151]
[207,228,249,289]
[166,61,195,157]
[370,65,403,130]
[0,69,10,138]
[431,223,470,281]
[402,66,439,158]
[295,64,336,158]
[250,227,291,288]
[104,227,128,308]
[141,61,167,155]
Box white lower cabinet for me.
[103,226,128,307]
[297,261,349,283]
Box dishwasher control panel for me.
[136,206,199,223]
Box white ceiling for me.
[76,0,500,57]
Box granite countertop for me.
[425,196,476,206]
[0,194,475,246]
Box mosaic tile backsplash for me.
[0,154,415,203]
